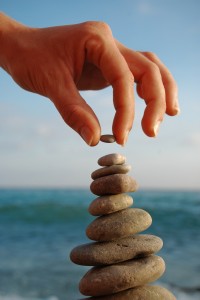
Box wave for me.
[0,189,199,225]
[0,188,94,224]
[0,202,93,226]
[1,287,200,300]
[0,296,59,300]
[163,283,200,300]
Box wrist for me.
[0,12,26,72]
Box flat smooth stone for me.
[88,194,133,216]
[70,234,163,266]
[90,174,138,196]
[79,255,165,296]
[100,135,116,143]
[86,208,152,241]
[91,164,131,180]
[80,285,176,300]
[98,154,126,166]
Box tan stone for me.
[79,255,165,296]
[70,234,163,266]
[91,164,131,180]
[80,285,176,300]
[98,153,126,166]
[88,194,133,216]
[90,174,138,196]
[86,208,152,241]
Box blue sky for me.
[0,0,199,189]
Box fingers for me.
[137,51,179,136]
[46,21,179,145]
[116,42,179,137]
[84,22,134,145]
[50,79,101,146]
[134,53,167,137]
[140,51,179,116]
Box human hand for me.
[0,13,179,146]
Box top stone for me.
[100,134,116,143]
[98,153,126,166]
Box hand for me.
[0,14,179,146]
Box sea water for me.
[0,188,200,300]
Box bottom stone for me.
[79,256,165,296]
[80,285,176,300]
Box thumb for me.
[50,82,101,146]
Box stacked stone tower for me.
[70,135,176,299]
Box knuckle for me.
[163,71,178,90]
[83,21,113,67]
[82,21,112,37]
[97,21,112,33]
[143,51,159,61]
[147,61,160,77]
[128,72,134,85]
[65,104,81,128]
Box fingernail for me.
[122,130,129,146]
[153,121,161,137]
[175,106,181,115]
[80,126,93,146]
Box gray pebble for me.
[88,194,133,216]
[86,208,152,241]
[90,174,138,196]
[100,135,116,143]
[80,285,176,300]
[98,153,126,166]
[79,255,165,296]
[70,234,163,266]
[91,164,131,180]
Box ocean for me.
[0,188,200,300]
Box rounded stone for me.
[100,134,116,143]
[91,164,131,180]
[86,208,152,241]
[90,174,138,196]
[70,234,163,266]
[80,285,176,300]
[79,255,165,296]
[98,153,126,166]
[88,194,133,216]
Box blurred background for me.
[0,1,199,300]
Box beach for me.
[0,188,200,300]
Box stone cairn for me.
[70,135,176,300]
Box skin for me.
[0,12,179,146]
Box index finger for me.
[85,22,134,145]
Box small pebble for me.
[80,285,176,300]
[79,255,165,296]
[86,208,152,242]
[91,164,131,180]
[88,194,133,216]
[70,234,163,266]
[90,174,138,196]
[100,134,116,143]
[98,153,126,166]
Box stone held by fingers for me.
[86,208,152,242]
[79,255,165,296]
[100,134,116,143]
[88,193,133,216]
